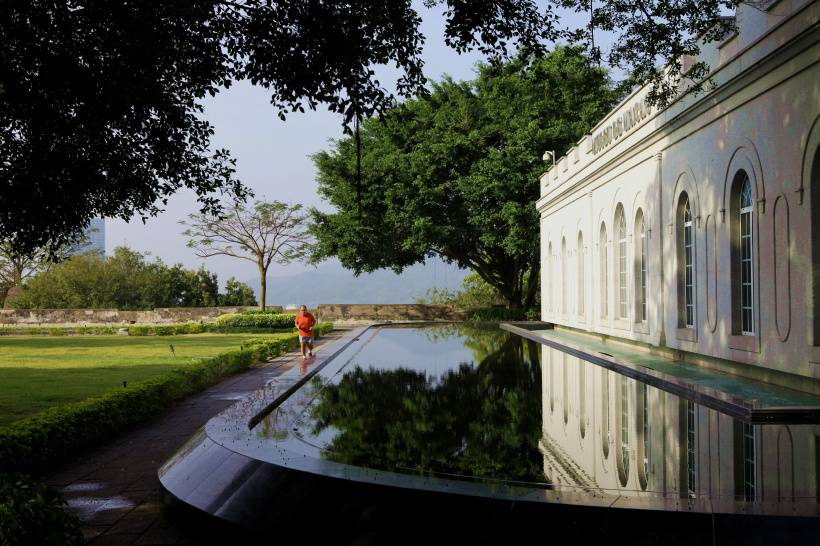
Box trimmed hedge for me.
[214,313,296,329]
[0,325,121,336]
[0,322,298,337]
[0,324,333,475]
[239,307,283,315]
[0,473,84,546]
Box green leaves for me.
[0,473,84,546]
[8,246,246,310]
[311,48,616,307]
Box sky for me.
[105,3,604,285]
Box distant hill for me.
[248,262,467,307]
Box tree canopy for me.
[8,247,257,310]
[311,48,617,308]
[182,199,310,310]
[1,0,738,254]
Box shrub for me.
[0,473,84,546]
[0,326,120,336]
[0,326,332,475]
[214,313,296,329]
[239,307,283,315]
[464,307,539,321]
[127,323,207,336]
[0,318,304,337]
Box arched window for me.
[634,209,647,322]
[547,242,553,313]
[579,360,586,438]
[600,222,608,319]
[549,349,554,414]
[742,423,757,500]
[615,205,628,320]
[602,369,610,459]
[618,375,630,486]
[578,232,585,318]
[637,383,650,490]
[561,238,568,315]
[677,194,695,328]
[562,353,568,425]
[686,400,697,497]
[731,172,755,335]
[811,146,820,344]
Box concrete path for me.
[45,332,343,546]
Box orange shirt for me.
[295,312,316,337]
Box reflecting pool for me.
[257,324,819,515]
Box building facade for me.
[538,0,820,385]
[71,217,105,256]
[540,345,818,509]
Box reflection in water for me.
[307,326,544,482]
[264,325,819,513]
[540,346,819,505]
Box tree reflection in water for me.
[308,326,544,483]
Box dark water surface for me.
[256,324,819,516]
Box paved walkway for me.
[45,332,343,546]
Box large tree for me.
[2,1,737,254]
[311,48,617,308]
[182,200,310,310]
[0,240,77,307]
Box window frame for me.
[676,193,697,341]
[600,222,609,320]
[634,209,648,325]
[615,205,629,321]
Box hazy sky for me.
[106,3,604,285]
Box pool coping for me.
[501,322,820,424]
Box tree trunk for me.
[258,264,267,311]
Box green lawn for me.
[0,333,289,427]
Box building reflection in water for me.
[540,346,819,506]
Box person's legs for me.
[307,338,314,357]
[299,337,307,359]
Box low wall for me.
[0,304,466,327]
[315,304,465,326]
[0,307,257,326]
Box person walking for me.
[294,304,317,360]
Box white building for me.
[540,346,819,510]
[538,0,820,389]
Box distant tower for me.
[71,218,106,256]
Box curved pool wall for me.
[159,324,820,544]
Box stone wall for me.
[315,304,465,326]
[0,306,257,326]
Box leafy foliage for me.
[418,271,507,308]
[8,247,255,310]
[0,3,247,254]
[215,313,296,329]
[311,48,615,308]
[0,473,83,546]
[2,0,739,254]
[0,240,80,307]
[240,307,284,315]
[219,277,259,306]
[0,321,320,337]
